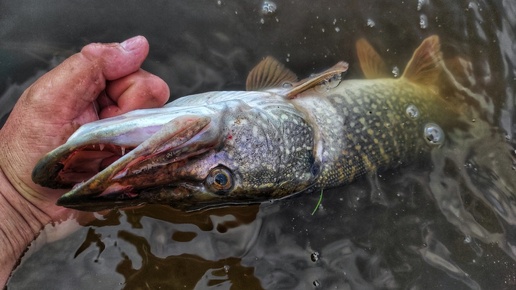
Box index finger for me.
[99,69,170,119]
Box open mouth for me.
[49,141,159,210]
[52,140,196,211]
[32,113,217,211]
[56,143,136,186]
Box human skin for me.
[0,36,170,286]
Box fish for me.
[32,35,458,211]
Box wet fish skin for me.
[291,78,441,189]
[32,35,453,211]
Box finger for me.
[80,36,149,80]
[24,36,150,122]
[97,91,116,109]
[100,69,170,119]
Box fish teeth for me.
[99,144,105,151]
[121,146,126,155]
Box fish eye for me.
[206,167,233,195]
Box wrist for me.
[0,167,48,285]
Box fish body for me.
[32,35,453,211]
[291,78,440,188]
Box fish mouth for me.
[33,143,136,188]
[46,142,141,210]
[33,140,181,211]
[32,113,219,211]
[57,177,197,212]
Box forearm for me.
[0,168,47,287]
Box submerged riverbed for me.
[2,0,516,289]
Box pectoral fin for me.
[246,56,348,99]
[285,61,349,99]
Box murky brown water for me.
[2,0,516,289]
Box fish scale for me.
[290,79,438,188]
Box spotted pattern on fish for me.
[215,95,316,197]
[291,78,439,188]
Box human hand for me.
[0,36,169,278]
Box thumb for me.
[25,35,150,122]
[80,35,150,80]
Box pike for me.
[32,35,456,211]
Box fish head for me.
[33,96,316,211]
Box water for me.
[2,0,516,289]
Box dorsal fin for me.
[246,56,298,91]
[355,38,389,79]
[286,61,349,98]
[401,35,442,86]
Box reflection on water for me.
[3,0,516,289]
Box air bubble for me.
[311,252,320,262]
[420,14,428,29]
[261,1,277,15]
[417,0,427,11]
[367,18,375,27]
[392,66,400,77]
[424,123,444,146]
[405,104,420,119]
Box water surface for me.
[2,0,516,289]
